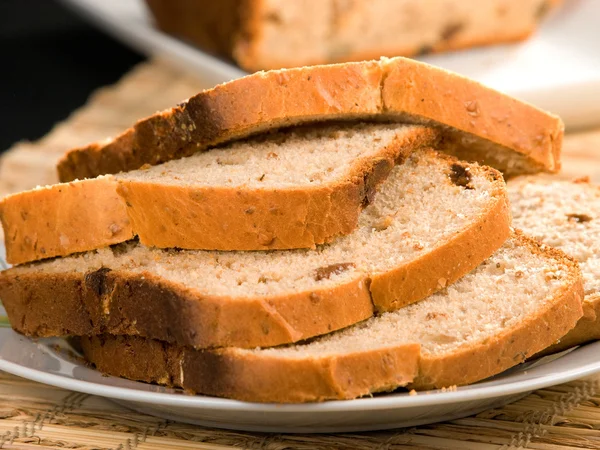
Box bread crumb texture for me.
[251,236,571,358]
[119,123,411,188]
[509,177,600,296]
[9,149,498,300]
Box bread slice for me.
[57,57,563,182]
[0,149,510,349]
[1,123,437,264]
[78,234,584,403]
[145,0,560,72]
[509,176,600,353]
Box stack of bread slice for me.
[0,57,587,403]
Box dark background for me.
[0,0,145,153]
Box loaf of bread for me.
[509,176,600,354]
[79,234,583,402]
[0,149,510,349]
[144,0,560,72]
[57,57,563,182]
[1,123,437,264]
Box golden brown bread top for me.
[57,57,563,181]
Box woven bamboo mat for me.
[2,370,600,449]
[2,59,600,449]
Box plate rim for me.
[2,329,600,413]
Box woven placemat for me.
[1,370,600,449]
[2,59,600,449]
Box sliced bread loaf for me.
[57,57,563,181]
[79,234,584,403]
[1,123,437,264]
[0,149,510,349]
[509,176,600,353]
[145,0,559,72]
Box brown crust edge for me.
[0,267,374,349]
[535,293,600,357]
[79,335,420,403]
[0,177,133,265]
[235,31,536,73]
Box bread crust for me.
[56,57,563,182]
[537,293,600,356]
[409,234,584,389]
[2,126,436,264]
[0,267,374,349]
[77,234,584,403]
[57,60,384,181]
[235,32,536,73]
[0,177,134,264]
[381,58,562,176]
[79,335,420,403]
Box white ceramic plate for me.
[1,244,600,433]
[57,0,600,129]
[0,325,599,433]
